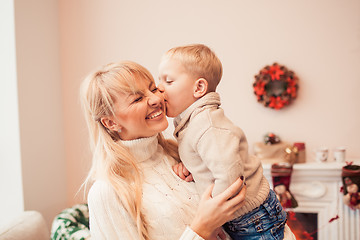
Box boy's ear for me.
[100,117,120,132]
[193,78,208,98]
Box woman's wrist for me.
[181,226,206,240]
[189,221,211,239]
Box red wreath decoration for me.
[253,63,299,110]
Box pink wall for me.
[59,0,360,205]
[1,0,24,225]
[13,0,67,225]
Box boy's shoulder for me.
[188,106,243,135]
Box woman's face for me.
[110,77,168,140]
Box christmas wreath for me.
[253,63,299,110]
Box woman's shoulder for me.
[88,180,117,205]
[87,181,139,238]
[87,180,131,218]
[89,179,113,192]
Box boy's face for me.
[158,58,197,118]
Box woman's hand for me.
[173,162,193,182]
[190,177,246,239]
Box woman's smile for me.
[146,108,164,120]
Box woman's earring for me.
[117,128,122,133]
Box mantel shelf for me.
[263,160,360,170]
[262,160,360,179]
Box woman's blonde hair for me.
[162,44,223,92]
[80,61,179,240]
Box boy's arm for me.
[197,127,245,197]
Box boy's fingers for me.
[185,174,194,182]
[182,166,190,176]
[217,229,226,240]
[178,164,186,180]
[173,164,185,180]
[173,164,179,174]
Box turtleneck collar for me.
[120,134,159,163]
[173,92,221,137]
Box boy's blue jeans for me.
[223,189,287,240]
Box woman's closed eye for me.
[132,96,143,103]
[131,85,158,103]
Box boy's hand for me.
[208,227,226,240]
[172,162,193,182]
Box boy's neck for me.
[178,91,214,118]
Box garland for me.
[253,63,299,110]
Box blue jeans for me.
[223,189,287,240]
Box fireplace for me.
[262,161,360,240]
[287,212,318,239]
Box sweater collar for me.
[173,92,221,137]
[120,134,159,162]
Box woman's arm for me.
[187,177,246,239]
[88,178,245,240]
[88,181,141,239]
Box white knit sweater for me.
[87,135,205,240]
[87,135,296,240]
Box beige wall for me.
[0,0,24,226]
[14,0,67,226]
[58,0,360,205]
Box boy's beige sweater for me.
[174,92,270,217]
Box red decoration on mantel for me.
[329,215,339,223]
[287,211,339,240]
[342,164,360,209]
[253,63,299,110]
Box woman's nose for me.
[157,83,165,93]
[148,92,162,107]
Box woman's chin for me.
[149,117,169,133]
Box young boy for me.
[158,44,287,240]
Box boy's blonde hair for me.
[80,61,179,240]
[162,44,223,92]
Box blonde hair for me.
[162,44,223,92]
[80,61,179,240]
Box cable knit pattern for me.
[173,92,270,218]
[88,135,204,240]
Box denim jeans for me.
[223,189,287,240]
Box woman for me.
[80,61,246,240]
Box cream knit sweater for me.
[174,92,270,218]
[87,134,296,239]
[87,135,204,240]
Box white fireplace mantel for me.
[262,161,360,240]
[263,161,345,177]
